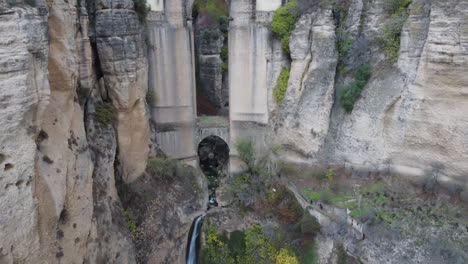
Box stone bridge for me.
[146,0,284,163]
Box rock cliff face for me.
[0,0,147,262]
[0,2,49,262]
[274,0,468,187]
[0,0,467,263]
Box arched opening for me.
[191,0,230,117]
[198,135,229,206]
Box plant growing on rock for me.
[274,67,291,105]
[146,156,177,176]
[339,64,371,112]
[378,0,412,62]
[271,0,298,55]
[235,138,255,172]
[123,209,138,239]
[95,102,116,128]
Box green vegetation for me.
[146,88,156,105]
[95,102,116,128]
[271,0,298,54]
[221,44,229,71]
[378,0,412,62]
[383,0,412,15]
[133,0,150,22]
[316,168,334,182]
[192,0,229,21]
[266,186,304,223]
[200,224,300,264]
[274,67,291,105]
[339,64,372,112]
[122,209,138,239]
[235,138,255,171]
[303,242,319,264]
[146,156,177,176]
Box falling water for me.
[186,216,203,264]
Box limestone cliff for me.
[0,0,148,262]
[273,0,468,188]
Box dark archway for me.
[192,0,230,116]
[198,135,229,206]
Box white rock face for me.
[0,5,49,263]
[274,10,338,156]
[275,0,468,184]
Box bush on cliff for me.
[378,0,412,62]
[274,67,291,105]
[339,64,371,112]
[271,0,298,55]
[95,102,116,128]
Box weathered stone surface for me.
[274,9,338,156]
[95,4,150,183]
[275,0,468,186]
[0,4,48,263]
[34,1,94,262]
[84,96,136,264]
[123,162,208,264]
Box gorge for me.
[0,0,467,263]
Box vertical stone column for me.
[229,0,282,171]
[147,0,198,160]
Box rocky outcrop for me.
[275,0,468,186]
[122,159,208,264]
[84,96,136,264]
[0,0,148,262]
[34,1,95,262]
[95,0,150,183]
[0,2,49,263]
[274,9,338,156]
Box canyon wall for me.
[0,0,147,262]
[273,0,468,187]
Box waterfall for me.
[186,216,203,264]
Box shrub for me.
[319,189,334,204]
[317,168,334,181]
[244,224,277,264]
[271,0,298,54]
[274,67,291,105]
[200,225,235,264]
[383,0,412,15]
[221,45,228,62]
[299,211,320,235]
[134,0,150,22]
[378,11,409,62]
[303,241,319,264]
[339,64,372,112]
[235,138,255,171]
[123,209,137,239]
[275,248,299,264]
[228,231,246,259]
[193,0,229,21]
[378,0,412,62]
[146,88,156,105]
[146,156,177,176]
[218,16,230,33]
[95,102,116,128]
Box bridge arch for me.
[198,135,230,190]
